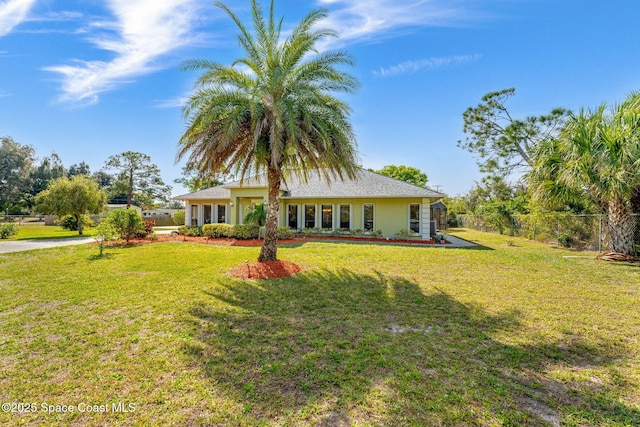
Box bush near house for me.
[233,224,260,239]
[202,223,235,238]
[173,211,185,226]
[178,226,203,237]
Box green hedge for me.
[202,223,235,238]
[233,224,259,239]
[178,225,203,236]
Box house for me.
[174,168,445,240]
[107,204,142,215]
[142,208,182,219]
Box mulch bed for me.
[228,260,303,279]
[107,234,443,247]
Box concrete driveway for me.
[0,237,94,254]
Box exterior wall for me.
[281,197,435,239]
[184,199,230,226]
[227,188,269,225]
[183,195,436,239]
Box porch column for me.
[198,205,204,226]
[421,198,431,240]
[185,204,192,226]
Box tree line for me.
[0,137,174,215]
[451,88,640,256]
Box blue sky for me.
[2,0,640,197]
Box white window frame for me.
[320,203,334,229]
[362,203,375,231]
[203,204,213,224]
[286,204,299,230]
[304,204,317,229]
[408,203,421,234]
[338,204,352,230]
[216,204,227,224]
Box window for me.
[304,204,316,229]
[321,204,333,229]
[190,205,198,226]
[339,204,351,229]
[363,204,374,230]
[409,204,420,233]
[204,205,212,224]
[217,204,226,223]
[287,205,298,229]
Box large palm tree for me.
[177,0,359,261]
[529,92,640,255]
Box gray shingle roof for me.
[173,185,231,201]
[174,168,445,200]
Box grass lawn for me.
[0,229,638,426]
[6,224,94,240]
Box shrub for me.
[203,223,235,238]
[93,220,117,256]
[148,233,158,241]
[107,209,145,243]
[234,224,259,239]
[277,226,294,239]
[178,225,203,236]
[173,211,185,226]
[0,222,17,239]
[141,220,156,236]
[557,233,573,248]
[59,214,93,231]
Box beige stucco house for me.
[174,168,445,240]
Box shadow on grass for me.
[185,269,639,425]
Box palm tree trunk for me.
[607,198,636,256]
[258,167,281,262]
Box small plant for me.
[557,233,573,248]
[0,222,17,239]
[395,229,411,240]
[93,220,117,256]
[148,232,158,241]
[352,229,363,237]
[277,226,294,239]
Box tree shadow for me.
[184,269,639,425]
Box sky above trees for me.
[2,0,640,196]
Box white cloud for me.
[315,0,476,48]
[373,54,482,77]
[44,0,200,105]
[0,0,37,36]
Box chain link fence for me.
[457,213,640,252]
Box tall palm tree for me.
[529,92,640,255]
[177,0,359,262]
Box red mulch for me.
[107,234,299,247]
[228,260,303,279]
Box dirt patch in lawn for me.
[228,260,303,279]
